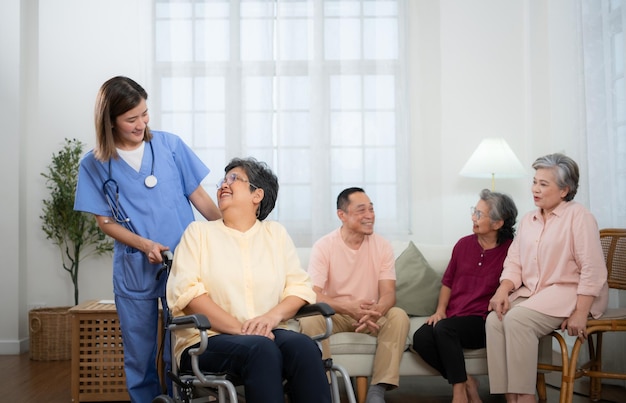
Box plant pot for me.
[29,306,72,361]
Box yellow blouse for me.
[166,219,315,362]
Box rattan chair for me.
[561,228,626,402]
[536,331,569,403]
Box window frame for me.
[152,0,410,245]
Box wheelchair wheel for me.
[152,395,176,403]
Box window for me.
[153,0,409,245]
[606,1,626,226]
[580,0,626,227]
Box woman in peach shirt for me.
[486,153,608,403]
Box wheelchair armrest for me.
[169,313,211,331]
[294,303,335,341]
[295,302,335,319]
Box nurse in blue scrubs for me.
[74,76,221,403]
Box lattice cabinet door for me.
[70,300,130,402]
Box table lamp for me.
[459,138,527,190]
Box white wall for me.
[0,0,608,356]
[439,0,532,241]
[26,0,152,309]
[0,0,152,353]
[408,0,581,244]
[0,0,24,354]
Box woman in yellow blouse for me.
[167,157,331,403]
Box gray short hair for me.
[531,153,579,201]
[479,189,518,244]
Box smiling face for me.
[113,98,149,150]
[338,191,375,236]
[532,167,568,214]
[216,167,261,216]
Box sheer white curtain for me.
[579,0,626,381]
[581,0,626,229]
[152,0,410,246]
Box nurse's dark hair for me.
[480,188,518,244]
[225,157,278,221]
[93,76,153,162]
[531,153,579,201]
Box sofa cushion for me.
[330,332,378,355]
[394,241,442,316]
[329,317,421,355]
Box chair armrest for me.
[295,302,335,318]
[294,303,335,341]
[169,313,211,331]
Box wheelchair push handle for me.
[156,250,174,280]
[162,250,173,263]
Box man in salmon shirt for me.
[299,187,410,403]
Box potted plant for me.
[40,138,114,305]
[31,138,113,361]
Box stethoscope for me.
[143,141,158,188]
[102,141,157,233]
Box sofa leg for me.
[356,376,368,403]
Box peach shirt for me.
[501,201,608,319]
[307,228,395,303]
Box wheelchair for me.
[153,252,356,403]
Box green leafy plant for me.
[41,138,113,305]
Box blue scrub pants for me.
[412,315,486,384]
[180,329,332,403]
[115,295,165,403]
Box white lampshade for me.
[459,138,527,189]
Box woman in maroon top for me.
[412,189,517,403]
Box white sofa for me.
[295,239,555,403]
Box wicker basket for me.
[29,306,72,361]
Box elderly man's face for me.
[340,192,375,236]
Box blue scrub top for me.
[74,131,210,299]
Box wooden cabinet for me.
[69,300,129,402]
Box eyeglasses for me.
[216,172,259,189]
[470,206,484,220]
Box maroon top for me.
[443,234,512,319]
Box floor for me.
[378,374,626,403]
[2,353,626,402]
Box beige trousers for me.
[485,298,564,394]
[299,306,410,387]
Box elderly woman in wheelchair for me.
[165,157,333,403]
